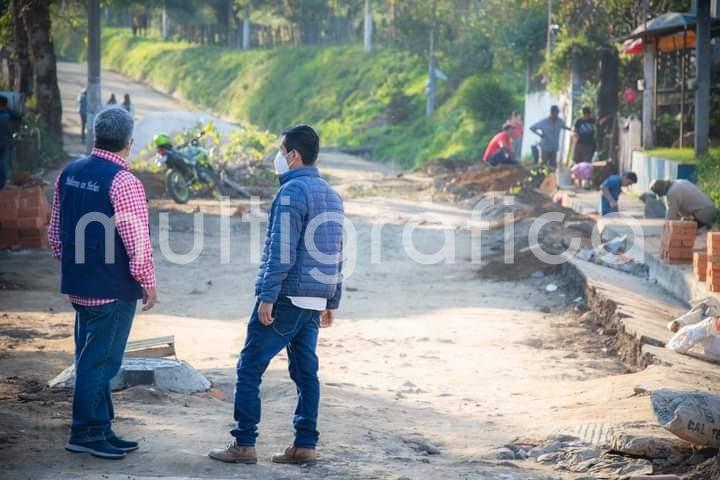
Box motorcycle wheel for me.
[166,169,191,204]
[198,167,225,200]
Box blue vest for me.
[59,155,143,300]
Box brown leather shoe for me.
[271,446,317,465]
[208,441,257,464]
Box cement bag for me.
[667,317,720,358]
[651,388,720,447]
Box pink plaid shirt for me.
[49,148,156,306]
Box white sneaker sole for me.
[65,442,126,459]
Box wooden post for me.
[695,0,711,156]
[642,38,655,149]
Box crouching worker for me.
[209,125,343,466]
[651,179,718,229]
[599,171,638,216]
[49,106,157,459]
[483,123,515,166]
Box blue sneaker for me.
[65,440,127,459]
[108,435,139,452]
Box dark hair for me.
[624,171,638,184]
[582,106,591,115]
[502,123,513,131]
[282,124,320,166]
[511,110,519,117]
[0,95,7,107]
[550,105,560,114]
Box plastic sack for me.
[652,388,720,447]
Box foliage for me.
[53,28,524,167]
[15,111,67,169]
[695,149,720,207]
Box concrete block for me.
[48,357,211,394]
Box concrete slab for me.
[48,357,211,394]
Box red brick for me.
[15,216,46,229]
[18,226,47,239]
[17,206,50,222]
[0,227,19,249]
[19,236,48,249]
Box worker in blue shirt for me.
[599,171,638,216]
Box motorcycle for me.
[153,131,230,204]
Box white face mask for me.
[274,150,290,175]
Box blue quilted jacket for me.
[255,166,344,309]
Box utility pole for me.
[695,0,711,155]
[242,2,251,50]
[426,0,437,116]
[545,0,552,68]
[363,0,373,54]
[87,0,101,152]
[641,0,655,149]
[161,5,168,40]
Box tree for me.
[12,0,33,96]
[19,0,63,144]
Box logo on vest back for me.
[66,175,100,192]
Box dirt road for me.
[0,64,677,480]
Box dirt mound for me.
[685,455,720,479]
[454,164,529,192]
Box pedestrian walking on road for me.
[77,89,88,142]
[107,93,117,105]
[209,124,344,466]
[530,105,571,169]
[121,94,134,117]
[49,106,157,460]
[599,171,637,216]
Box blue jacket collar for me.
[279,166,319,185]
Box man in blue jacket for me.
[210,124,343,466]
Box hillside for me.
[55,29,519,167]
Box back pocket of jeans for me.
[271,300,300,336]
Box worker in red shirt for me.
[483,123,515,166]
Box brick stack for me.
[694,252,708,281]
[707,233,720,292]
[660,220,697,264]
[0,186,50,249]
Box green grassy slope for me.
[56,28,519,167]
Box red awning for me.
[622,37,644,55]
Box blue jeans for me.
[232,296,320,448]
[70,300,136,443]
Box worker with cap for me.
[651,179,718,228]
[483,123,516,166]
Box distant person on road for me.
[599,171,638,216]
[482,123,515,166]
[508,111,523,159]
[131,15,139,36]
[49,106,157,460]
[651,179,718,228]
[573,106,596,164]
[121,94,134,117]
[530,105,571,169]
[107,93,117,105]
[77,89,88,142]
[0,95,20,190]
[209,125,344,466]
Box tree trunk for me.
[21,0,63,144]
[597,46,619,161]
[12,0,33,97]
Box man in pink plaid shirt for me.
[48,106,157,460]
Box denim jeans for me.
[70,299,136,443]
[232,296,320,448]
